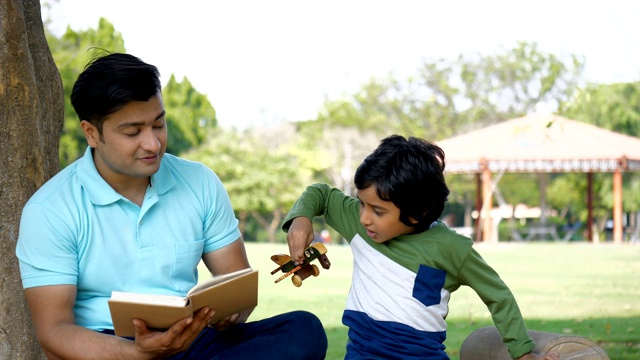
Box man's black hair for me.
[70,52,161,133]
[354,134,450,233]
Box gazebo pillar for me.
[613,168,623,244]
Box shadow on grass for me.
[322,316,640,360]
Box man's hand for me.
[209,306,254,331]
[132,307,215,359]
[286,217,315,264]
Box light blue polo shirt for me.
[16,147,241,331]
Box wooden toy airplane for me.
[270,242,331,287]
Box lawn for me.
[201,241,640,359]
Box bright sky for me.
[45,0,640,129]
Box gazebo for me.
[436,112,640,244]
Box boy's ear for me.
[409,217,419,225]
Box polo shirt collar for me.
[150,155,175,196]
[77,147,120,205]
[77,147,175,205]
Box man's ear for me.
[80,120,99,148]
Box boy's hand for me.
[287,217,314,264]
[517,352,559,360]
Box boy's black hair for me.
[70,52,161,134]
[354,134,450,233]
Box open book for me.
[108,268,258,337]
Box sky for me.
[45,0,640,129]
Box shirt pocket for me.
[412,264,447,307]
[172,239,205,291]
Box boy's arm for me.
[282,184,330,263]
[283,183,361,234]
[281,184,332,232]
[24,285,212,360]
[457,249,535,359]
[282,183,359,262]
[286,217,316,264]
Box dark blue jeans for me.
[106,311,328,359]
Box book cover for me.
[108,268,259,337]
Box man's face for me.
[357,185,415,243]
[81,93,167,186]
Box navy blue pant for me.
[104,311,328,359]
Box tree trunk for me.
[0,0,64,358]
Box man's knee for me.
[280,311,328,357]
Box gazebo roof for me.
[436,113,640,174]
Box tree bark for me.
[0,0,64,358]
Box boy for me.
[283,134,558,360]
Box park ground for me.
[200,241,640,359]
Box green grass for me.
[201,242,640,359]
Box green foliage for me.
[547,173,587,214]
[621,174,640,213]
[308,43,585,234]
[183,125,310,242]
[315,42,584,141]
[557,81,640,219]
[309,45,588,228]
[46,18,216,167]
[163,75,217,155]
[47,18,126,168]
[292,125,379,196]
[456,42,583,120]
[315,99,369,131]
[497,173,540,206]
[44,14,636,243]
[561,82,640,136]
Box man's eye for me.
[125,131,140,137]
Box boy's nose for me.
[359,211,371,226]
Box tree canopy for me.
[46,18,126,167]
[41,10,640,242]
[315,42,584,141]
[163,74,217,155]
[46,18,217,167]
[183,124,309,242]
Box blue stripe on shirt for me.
[343,310,448,359]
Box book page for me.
[110,291,188,307]
[188,267,254,296]
[187,269,259,324]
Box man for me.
[16,53,327,359]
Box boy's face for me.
[357,185,415,243]
[81,93,167,188]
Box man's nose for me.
[140,129,161,152]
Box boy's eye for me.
[125,131,140,137]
